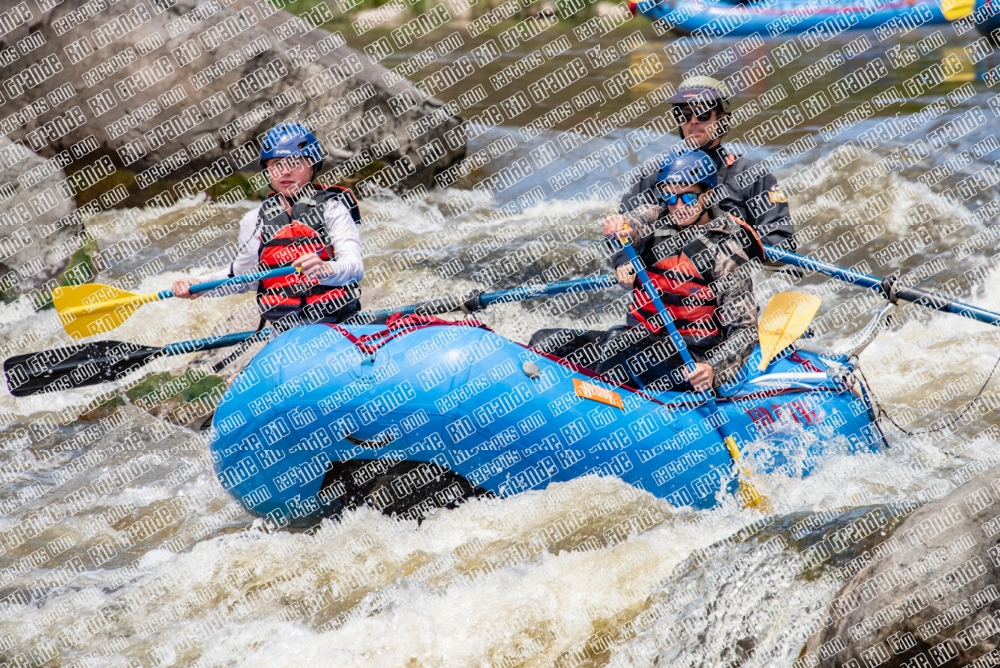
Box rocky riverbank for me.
[2,0,464,198]
[805,461,1000,666]
[0,137,83,301]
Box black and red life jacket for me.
[630,214,763,342]
[255,184,362,323]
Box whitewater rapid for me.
[5,28,1000,666]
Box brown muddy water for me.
[2,19,1000,668]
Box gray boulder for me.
[807,464,1000,667]
[2,0,464,203]
[0,137,81,301]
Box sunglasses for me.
[673,106,715,123]
[662,192,701,207]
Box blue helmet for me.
[656,150,717,194]
[259,123,323,172]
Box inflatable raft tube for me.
[637,0,947,38]
[210,319,885,526]
[972,0,1000,36]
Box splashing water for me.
[5,31,1000,668]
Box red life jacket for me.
[630,214,763,341]
[256,184,361,323]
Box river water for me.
[2,19,1000,668]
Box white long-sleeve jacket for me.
[200,198,364,290]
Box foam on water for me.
[3,126,1000,666]
[4,474,763,668]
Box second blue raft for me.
[637,0,948,38]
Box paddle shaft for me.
[359,275,616,321]
[616,237,729,427]
[61,267,299,318]
[188,266,298,296]
[64,275,614,363]
[160,330,271,355]
[765,246,1000,328]
[617,240,700,368]
[149,277,616,355]
[56,239,991,373]
[8,275,615,395]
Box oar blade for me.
[52,284,138,311]
[724,436,774,513]
[53,284,144,339]
[3,340,161,397]
[941,0,974,20]
[758,292,821,371]
[59,302,144,339]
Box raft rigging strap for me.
[326,313,490,357]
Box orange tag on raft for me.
[573,378,624,409]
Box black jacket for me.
[617,144,796,252]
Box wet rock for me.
[0,137,82,300]
[806,464,1000,667]
[126,368,227,432]
[617,507,906,667]
[3,0,464,204]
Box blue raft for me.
[209,319,885,525]
[637,0,947,38]
[972,0,1000,34]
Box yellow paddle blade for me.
[758,292,821,371]
[725,436,773,513]
[941,0,974,21]
[53,284,157,339]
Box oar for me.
[3,330,266,398]
[765,246,1000,328]
[615,231,772,511]
[6,275,619,397]
[354,275,617,322]
[53,267,299,339]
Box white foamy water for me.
[4,98,1000,667]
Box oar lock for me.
[797,302,896,362]
[460,290,484,314]
[880,274,900,304]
